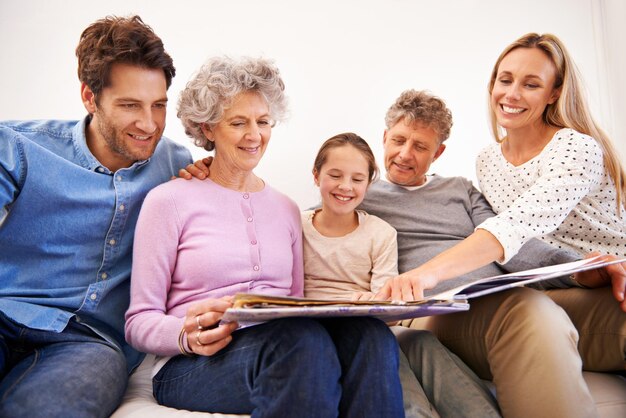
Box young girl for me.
[302,132,397,300]
[302,132,501,418]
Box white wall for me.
[592,0,626,161]
[1,0,623,209]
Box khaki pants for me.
[404,286,625,418]
[545,286,626,371]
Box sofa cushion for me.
[584,371,626,418]
[111,355,626,418]
[482,371,626,418]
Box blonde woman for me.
[478,32,625,259]
[476,31,625,372]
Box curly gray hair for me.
[177,56,288,151]
[385,90,453,143]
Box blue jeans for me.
[0,313,127,418]
[154,317,405,417]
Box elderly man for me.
[360,89,603,418]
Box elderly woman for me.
[124,56,404,417]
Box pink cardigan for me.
[125,178,303,356]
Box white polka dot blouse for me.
[476,128,625,261]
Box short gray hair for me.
[177,56,288,151]
[385,90,453,143]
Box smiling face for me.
[314,144,370,218]
[491,47,560,135]
[202,91,272,174]
[383,119,445,187]
[83,63,168,172]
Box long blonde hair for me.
[488,33,625,215]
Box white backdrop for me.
[1,0,624,208]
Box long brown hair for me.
[488,33,625,215]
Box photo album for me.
[221,256,625,325]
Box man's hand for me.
[375,270,439,302]
[183,295,238,356]
[175,156,213,180]
[574,253,626,312]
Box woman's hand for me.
[183,295,238,356]
[175,156,213,180]
[375,229,504,302]
[574,253,626,312]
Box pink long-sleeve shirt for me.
[125,177,304,356]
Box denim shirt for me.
[0,117,192,370]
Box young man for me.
[0,16,192,417]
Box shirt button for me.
[251,240,257,245]
[109,239,116,246]
[253,265,259,271]
[117,176,123,182]
[97,167,105,173]
[119,204,125,211]
[243,193,249,199]
[90,293,97,300]
[247,217,253,222]
[101,273,108,279]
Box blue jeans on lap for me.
[0,313,127,418]
[154,317,405,417]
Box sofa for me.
[111,353,626,418]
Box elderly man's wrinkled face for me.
[383,119,445,187]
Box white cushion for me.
[482,372,626,418]
[584,372,626,418]
[112,355,626,418]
